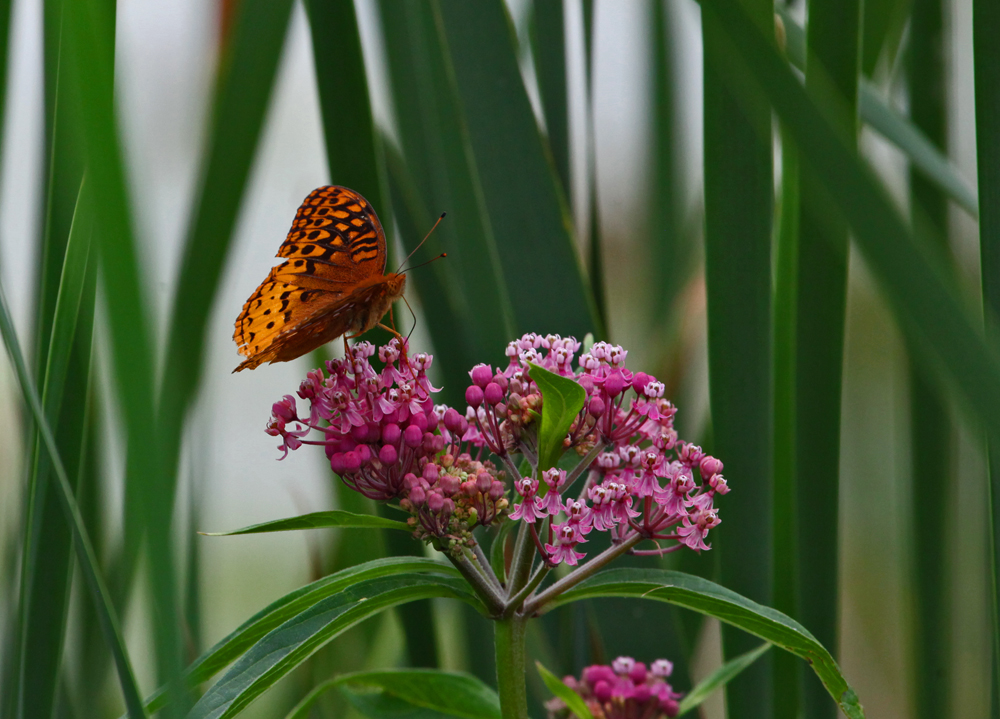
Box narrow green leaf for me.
[435,0,601,339]
[334,670,502,719]
[490,521,514,584]
[531,0,571,196]
[777,7,979,218]
[138,557,460,716]
[63,0,184,705]
[536,661,593,719]
[702,0,773,715]
[201,510,411,536]
[703,0,1000,486]
[0,286,146,718]
[527,363,586,472]
[548,568,864,719]
[973,0,1000,712]
[860,0,911,75]
[677,643,771,716]
[186,575,482,719]
[157,0,296,549]
[283,680,338,719]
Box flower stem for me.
[494,616,529,719]
[450,550,505,615]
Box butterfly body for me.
[233,186,404,373]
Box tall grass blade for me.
[973,0,1000,713]
[158,0,295,518]
[860,0,911,75]
[581,0,606,334]
[379,0,515,383]
[531,0,571,196]
[0,284,146,718]
[907,1,952,716]
[62,0,184,710]
[772,123,799,719]
[793,2,860,717]
[16,179,93,719]
[435,0,600,339]
[702,1,774,716]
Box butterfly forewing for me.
[233,186,396,372]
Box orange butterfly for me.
[233,186,407,372]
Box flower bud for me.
[422,464,440,483]
[489,480,505,500]
[465,385,484,408]
[381,423,401,445]
[631,372,651,395]
[700,455,724,477]
[629,662,647,684]
[593,680,612,703]
[379,444,398,465]
[408,486,426,506]
[350,425,369,443]
[402,473,420,491]
[342,451,361,473]
[470,363,493,388]
[427,491,444,512]
[355,444,371,463]
[476,471,492,493]
[461,479,478,497]
[330,453,346,474]
[493,374,508,391]
[484,382,504,406]
[632,684,652,703]
[603,371,625,397]
[439,474,460,496]
[588,396,606,417]
[403,424,423,447]
[444,407,465,433]
[441,498,455,517]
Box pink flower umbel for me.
[545,656,683,719]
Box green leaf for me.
[536,662,593,719]
[0,285,146,718]
[137,558,462,716]
[186,575,483,719]
[677,643,772,716]
[334,670,502,719]
[201,510,411,536]
[490,521,514,585]
[527,363,586,472]
[547,568,865,719]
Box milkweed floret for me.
[545,656,683,719]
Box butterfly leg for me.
[377,321,408,362]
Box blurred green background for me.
[0,0,996,717]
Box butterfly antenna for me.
[402,294,418,341]
[395,212,446,273]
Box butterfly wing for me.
[233,186,388,371]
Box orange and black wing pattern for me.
[233,186,388,372]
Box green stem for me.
[494,616,528,719]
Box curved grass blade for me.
[201,510,411,536]
[62,0,185,706]
[677,643,771,716]
[702,0,1000,468]
[0,285,146,718]
[334,669,502,719]
[17,178,94,719]
[157,0,296,532]
[528,363,586,472]
[536,661,593,719]
[137,557,459,716]
[547,568,864,719]
[777,6,978,218]
[186,575,483,719]
[530,0,570,196]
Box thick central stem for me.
[494,616,529,719]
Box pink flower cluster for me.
[265,333,728,563]
[461,334,729,564]
[546,656,683,719]
[265,339,507,553]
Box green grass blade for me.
[136,557,458,716]
[157,0,295,528]
[702,0,1000,478]
[548,568,864,719]
[435,0,600,339]
[794,1,860,717]
[186,575,482,719]
[378,0,515,387]
[17,179,93,719]
[304,0,383,207]
[677,643,772,716]
[772,122,799,719]
[0,284,146,718]
[530,0,571,196]
[778,8,978,219]
[907,1,952,716]
[61,0,184,709]
[200,510,411,536]
[702,0,773,716]
[973,0,1000,713]
[860,0,911,75]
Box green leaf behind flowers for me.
[548,568,864,719]
[536,661,594,719]
[334,669,502,719]
[200,510,411,536]
[528,363,586,472]
[677,643,772,716]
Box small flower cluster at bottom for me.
[546,656,683,719]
